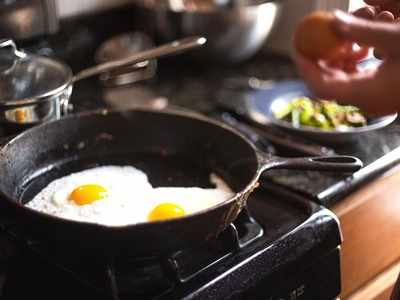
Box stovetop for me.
[0,185,341,300]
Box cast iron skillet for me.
[0,108,362,257]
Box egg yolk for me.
[69,184,108,205]
[148,203,185,221]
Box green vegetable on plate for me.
[274,97,367,130]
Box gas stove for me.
[0,89,343,300]
[0,100,343,300]
[0,183,341,300]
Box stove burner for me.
[1,208,263,300]
[165,209,263,284]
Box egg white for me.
[26,165,234,226]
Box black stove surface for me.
[0,186,341,300]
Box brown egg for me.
[294,11,347,60]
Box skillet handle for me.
[257,151,363,174]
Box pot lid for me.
[0,39,72,106]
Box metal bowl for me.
[245,80,398,144]
[134,0,282,63]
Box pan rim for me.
[0,107,262,230]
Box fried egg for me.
[26,165,234,226]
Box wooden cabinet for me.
[332,168,400,300]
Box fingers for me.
[293,52,395,115]
[339,43,370,61]
[326,43,369,72]
[352,3,398,21]
[379,3,400,17]
[365,0,400,17]
[333,10,400,56]
[294,52,352,100]
[353,6,377,19]
[364,0,398,6]
[377,10,396,20]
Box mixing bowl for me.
[135,0,282,63]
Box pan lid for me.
[0,39,72,107]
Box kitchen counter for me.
[333,166,400,300]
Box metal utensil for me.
[135,0,281,63]
[94,32,157,87]
[72,36,206,82]
[0,36,206,125]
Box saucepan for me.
[0,108,362,257]
[0,37,205,126]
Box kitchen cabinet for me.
[333,166,400,299]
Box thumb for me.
[333,10,400,56]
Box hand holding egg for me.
[293,6,400,116]
[294,11,348,61]
[294,11,369,73]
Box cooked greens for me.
[274,97,367,130]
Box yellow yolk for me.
[69,184,108,205]
[148,203,185,221]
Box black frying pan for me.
[0,108,362,257]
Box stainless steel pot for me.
[0,37,206,125]
[135,0,282,63]
[0,0,58,41]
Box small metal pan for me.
[0,108,362,257]
[0,37,205,125]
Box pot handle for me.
[0,39,25,59]
[257,151,363,174]
[0,39,26,75]
[72,36,206,83]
